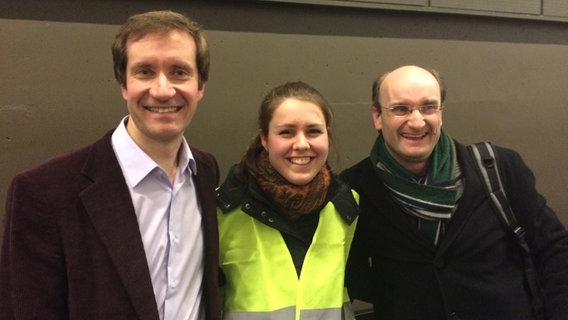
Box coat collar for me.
[434,142,482,256]
[217,165,358,226]
[346,142,484,257]
[79,131,160,320]
[354,158,438,252]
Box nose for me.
[293,133,310,150]
[149,73,175,99]
[407,108,426,128]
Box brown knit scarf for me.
[253,151,331,221]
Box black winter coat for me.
[340,141,568,320]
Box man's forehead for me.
[380,71,440,105]
[382,67,438,90]
[385,66,436,85]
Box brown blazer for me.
[0,130,222,320]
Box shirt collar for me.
[111,116,197,188]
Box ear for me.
[197,83,205,101]
[260,130,268,150]
[121,84,128,101]
[371,107,383,132]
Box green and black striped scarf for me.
[370,130,462,244]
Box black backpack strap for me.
[468,142,545,320]
[468,142,518,228]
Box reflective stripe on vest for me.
[223,302,355,320]
[219,194,359,320]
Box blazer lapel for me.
[436,145,480,257]
[193,153,218,257]
[79,132,159,320]
[191,148,222,320]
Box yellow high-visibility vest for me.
[218,193,359,320]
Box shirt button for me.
[261,211,267,217]
[170,280,178,288]
[244,203,251,210]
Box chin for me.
[288,175,317,186]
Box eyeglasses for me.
[382,104,444,117]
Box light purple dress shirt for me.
[111,117,205,320]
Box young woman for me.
[217,81,359,320]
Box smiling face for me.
[260,98,329,186]
[373,66,443,175]
[121,30,204,147]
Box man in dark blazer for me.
[0,11,222,320]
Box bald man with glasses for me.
[341,65,568,320]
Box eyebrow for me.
[391,98,440,106]
[272,122,326,130]
[128,61,194,71]
[170,62,193,70]
[129,62,153,70]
